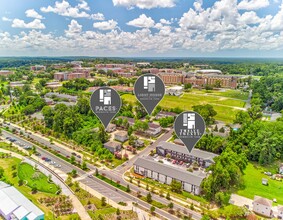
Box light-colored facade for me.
[134,157,205,195]
[253,196,273,217]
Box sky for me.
[0,0,283,57]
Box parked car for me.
[55,164,61,168]
[172,160,176,164]
[41,157,46,160]
[77,155,81,159]
[71,152,77,156]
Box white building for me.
[253,196,273,217]
[0,181,44,220]
[134,157,205,195]
[166,86,183,96]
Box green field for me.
[122,91,247,123]
[191,89,249,100]
[237,163,283,205]
[18,162,60,194]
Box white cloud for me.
[2,0,283,56]
[65,19,82,37]
[25,9,44,19]
[11,19,46,29]
[238,0,270,10]
[238,11,262,24]
[127,14,155,28]
[93,20,117,30]
[112,0,176,9]
[40,0,90,18]
[160,19,171,25]
[77,1,90,11]
[90,13,105,21]
[2,16,12,22]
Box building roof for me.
[134,157,205,186]
[0,181,44,218]
[278,206,283,212]
[156,111,177,117]
[104,141,121,149]
[115,131,128,136]
[148,122,161,129]
[197,69,222,74]
[158,141,218,161]
[254,196,272,207]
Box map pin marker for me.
[174,111,206,152]
[134,74,165,115]
[90,87,121,128]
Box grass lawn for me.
[191,89,249,100]
[18,162,60,194]
[122,93,245,123]
[237,162,283,205]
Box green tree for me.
[170,179,182,193]
[101,196,107,206]
[146,193,152,203]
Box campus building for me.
[157,71,238,89]
[134,157,205,195]
[156,141,218,168]
[0,181,44,220]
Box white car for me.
[55,164,61,168]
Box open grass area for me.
[18,162,60,194]
[0,157,77,219]
[191,89,249,100]
[122,92,246,123]
[237,162,283,205]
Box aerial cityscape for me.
[0,0,283,220]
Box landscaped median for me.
[93,170,198,219]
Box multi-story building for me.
[30,65,46,71]
[134,157,205,195]
[54,71,89,81]
[156,141,217,167]
[157,72,238,89]
[0,70,14,76]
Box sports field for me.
[122,89,248,123]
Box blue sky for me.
[0,0,283,57]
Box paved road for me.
[115,130,173,174]
[1,123,202,219]
[1,130,181,220]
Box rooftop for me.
[104,141,121,149]
[0,181,44,218]
[134,157,205,186]
[254,196,272,207]
[158,141,218,161]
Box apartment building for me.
[134,157,205,195]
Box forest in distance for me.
[1,57,283,76]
